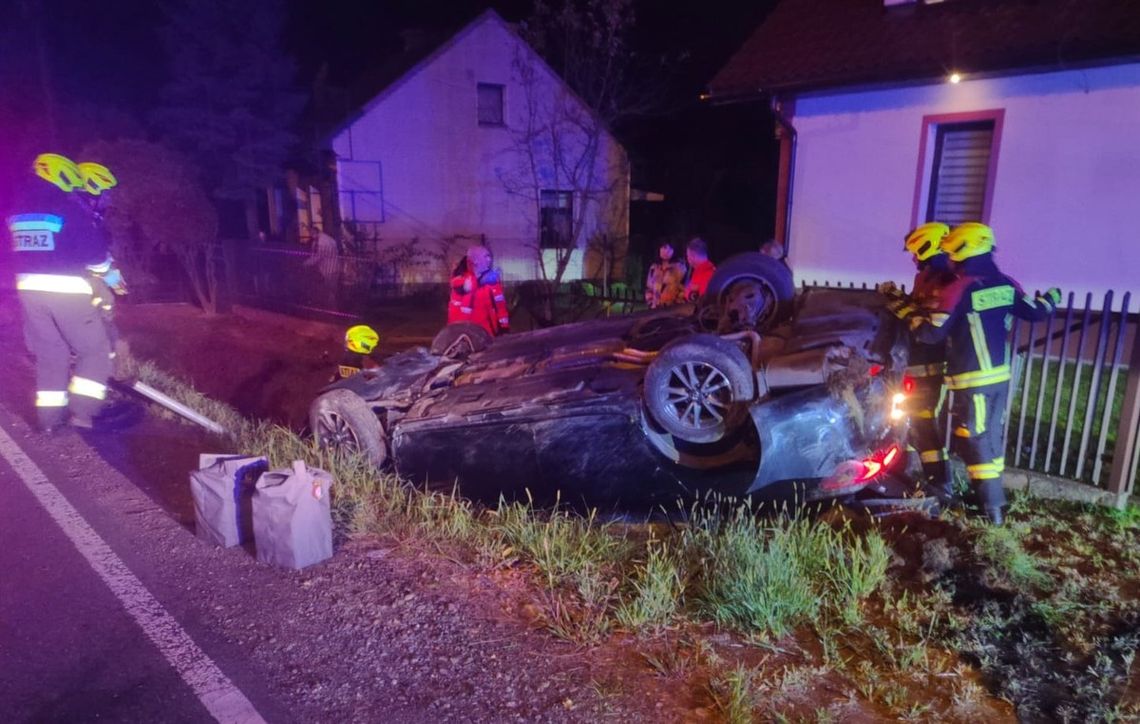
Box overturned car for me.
[310,254,919,509]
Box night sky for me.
[2,0,781,256]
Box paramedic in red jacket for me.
[448,245,509,336]
[684,237,716,301]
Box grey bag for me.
[190,454,268,548]
[253,460,334,569]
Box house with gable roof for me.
[709,0,1140,304]
[325,9,630,284]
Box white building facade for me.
[329,11,630,284]
[786,63,1140,305]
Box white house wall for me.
[331,16,629,283]
[786,63,1140,306]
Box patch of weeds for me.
[616,542,684,631]
[974,523,1052,590]
[819,529,891,624]
[682,506,820,636]
[491,494,632,589]
[540,583,614,644]
[681,504,891,637]
[708,664,757,724]
[956,594,1140,721]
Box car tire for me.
[644,334,756,444]
[310,389,388,468]
[430,322,493,358]
[701,252,796,331]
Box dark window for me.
[540,190,573,249]
[477,83,504,126]
[926,120,995,225]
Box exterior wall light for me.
[949,72,962,84]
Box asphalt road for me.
[0,395,286,723]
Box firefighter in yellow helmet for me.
[7,154,123,431]
[899,222,1061,524]
[881,222,957,503]
[335,324,381,380]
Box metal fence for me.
[1005,291,1139,498]
[804,280,1140,500]
[228,243,446,318]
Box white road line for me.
[0,421,266,724]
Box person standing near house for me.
[644,241,686,308]
[881,222,957,503]
[684,237,716,302]
[448,245,509,336]
[305,223,340,307]
[900,222,1061,525]
[7,153,118,432]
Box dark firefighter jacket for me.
[906,254,1056,390]
[8,183,109,278]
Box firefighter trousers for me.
[20,289,113,428]
[949,381,1009,512]
[907,369,949,495]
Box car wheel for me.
[310,389,388,468]
[430,322,493,358]
[644,334,756,444]
[701,252,795,331]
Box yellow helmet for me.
[904,222,949,262]
[34,153,83,193]
[345,325,379,354]
[942,222,995,262]
[77,162,118,196]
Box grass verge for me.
[129,358,1140,721]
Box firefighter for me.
[8,154,122,431]
[900,222,1060,524]
[448,245,509,336]
[74,162,130,378]
[335,324,381,380]
[881,222,957,502]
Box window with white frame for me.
[477,83,505,126]
[338,160,384,223]
[540,190,573,249]
[925,120,996,225]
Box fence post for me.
[1107,326,1140,507]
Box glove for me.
[462,276,473,293]
[1043,287,1062,306]
[885,297,913,320]
[103,268,128,295]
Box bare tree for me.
[498,0,650,324]
[81,139,222,313]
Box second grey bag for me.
[190,455,268,548]
[253,460,334,569]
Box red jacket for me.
[686,260,716,301]
[448,271,509,335]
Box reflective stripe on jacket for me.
[16,273,95,294]
[908,255,1055,390]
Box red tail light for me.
[902,375,916,394]
[869,364,884,377]
[820,444,904,492]
[855,444,902,483]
